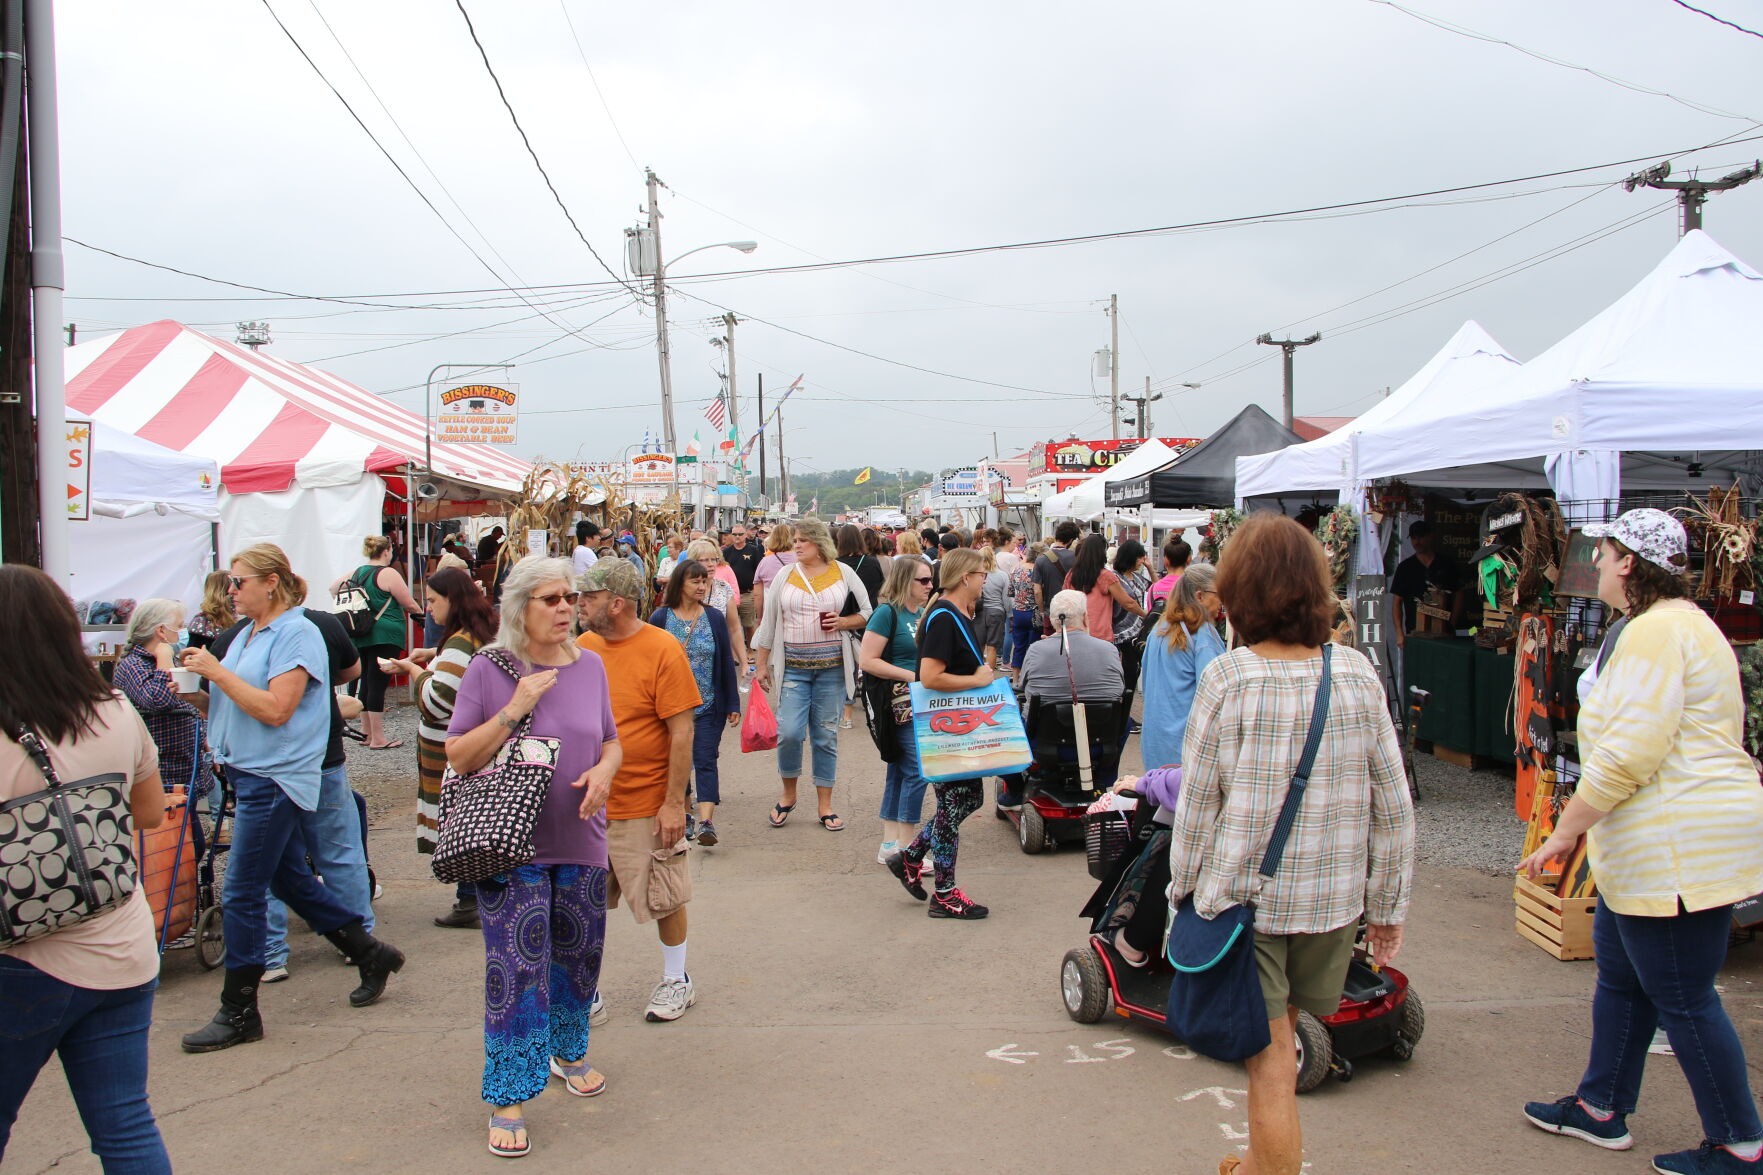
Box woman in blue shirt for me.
[178,543,405,1053]
[859,555,934,863]
[649,560,741,848]
[1138,562,1225,771]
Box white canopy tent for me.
[1235,321,1521,501]
[1064,438,1181,519]
[70,421,221,614]
[1341,231,1763,500]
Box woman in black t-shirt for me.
[883,548,993,920]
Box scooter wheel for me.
[1060,946,1110,1023]
[1019,806,1049,854]
[1294,1010,1333,1094]
[1386,988,1425,1061]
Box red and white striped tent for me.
[65,320,531,591]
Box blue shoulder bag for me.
[1164,644,1332,1062]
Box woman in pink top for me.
[751,523,798,629]
[1063,533,1147,643]
[0,565,172,1173]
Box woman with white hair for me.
[446,555,623,1158]
[113,597,208,793]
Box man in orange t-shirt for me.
[576,559,702,1022]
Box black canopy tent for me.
[1111,404,1303,508]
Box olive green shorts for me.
[1253,922,1358,1023]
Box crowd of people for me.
[7,504,1763,1175]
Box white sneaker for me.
[644,975,696,1022]
[262,966,290,983]
[877,840,899,865]
[589,991,608,1027]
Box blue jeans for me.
[692,708,727,805]
[0,957,170,1174]
[776,664,844,786]
[224,768,363,969]
[1010,609,1040,669]
[1577,899,1763,1145]
[879,718,928,823]
[265,764,374,968]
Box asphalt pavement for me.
[12,704,1763,1174]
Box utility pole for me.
[63,322,73,346]
[756,373,766,506]
[1623,160,1762,236]
[1107,294,1120,440]
[645,168,678,453]
[719,312,740,451]
[1256,332,1322,432]
[777,406,787,505]
[1124,375,1163,438]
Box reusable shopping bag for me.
[907,611,1031,784]
[1164,645,1332,1062]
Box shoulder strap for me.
[1594,616,1629,674]
[926,605,985,665]
[14,726,64,789]
[479,647,525,684]
[1257,644,1333,879]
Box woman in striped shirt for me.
[385,567,497,930]
[1520,509,1763,1174]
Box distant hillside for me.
[775,468,935,515]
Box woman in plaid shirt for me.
[1169,513,1414,1175]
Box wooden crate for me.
[1514,874,1595,961]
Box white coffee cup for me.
[169,667,199,693]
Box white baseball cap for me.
[1582,508,1689,573]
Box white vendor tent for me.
[1234,321,1520,501]
[1339,231,1763,500]
[65,321,531,589]
[70,420,220,612]
[1045,438,1182,520]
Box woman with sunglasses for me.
[178,545,405,1053]
[859,554,934,863]
[446,556,621,1159]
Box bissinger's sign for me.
[1044,437,1200,473]
[437,382,519,445]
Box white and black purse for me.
[430,650,560,885]
[0,727,139,945]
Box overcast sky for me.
[57,0,1763,478]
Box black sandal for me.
[817,813,845,832]
[767,803,794,828]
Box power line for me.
[450,0,637,294]
[1366,0,1763,122]
[1666,0,1763,40]
[554,0,643,172]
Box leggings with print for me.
[902,777,984,893]
[479,863,606,1106]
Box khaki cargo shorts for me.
[1253,921,1358,1023]
[737,593,757,629]
[605,817,692,924]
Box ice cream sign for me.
[437,382,519,445]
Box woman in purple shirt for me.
[447,557,622,1159]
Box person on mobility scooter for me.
[996,590,1126,853]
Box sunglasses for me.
[226,574,263,590]
[914,576,933,584]
[534,591,580,607]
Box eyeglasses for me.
[534,591,580,607]
[914,576,934,584]
[226,574,263,590]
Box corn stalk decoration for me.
[1676,485,1755,600]
[496,461,689,586]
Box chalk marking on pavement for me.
[986,1043,1039,1064]
[1064,1044,1109,1063]
[1180,1086,1248,1108]
[1162,1044,1197,1060]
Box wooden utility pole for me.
[1257,332,1322,431]
[1624,160,1761,236]
[1107,294,1119,440]
[756,372,766,506]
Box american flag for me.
[704,395,726,431]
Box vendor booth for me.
[70,421,220,639]
[64,321,531,590]
[1112,404,1302,510]
[1232,231,1763,958]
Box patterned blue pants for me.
[479,864,607,1106]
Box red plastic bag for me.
[741,683,779,753]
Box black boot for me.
[434,894,480,929]
[323,920,405,1008]
[181,966,265,1053]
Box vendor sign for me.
[66,419,92,521]
[1105,474,1152,509]
[437,381,519,445]
[1044,437,1200,474]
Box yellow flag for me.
[853,467,872,485]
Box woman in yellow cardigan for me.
[1520,509,1763,1175]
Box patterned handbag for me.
[0,727,139,945]
[430,649,560,885]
